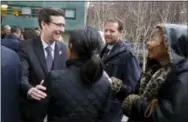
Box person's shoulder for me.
[176,59,188,74]
[2,46,20,63]
[56,41,67,48]
[48,68,73,81]
[2,38,19,43]
[21,36,40,45]
[120,43,135,57]
[2,46,17,56]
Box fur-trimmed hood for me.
[145,24,188,71]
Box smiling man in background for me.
[100,19,141,122]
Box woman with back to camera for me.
[41,27,112,122]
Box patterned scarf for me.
[139,65,171,100]
[122,65,171,116]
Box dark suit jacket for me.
[18,36,68,121]
[1,46,21,122]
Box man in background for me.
[1,25,11,38]
[100,19,141,122]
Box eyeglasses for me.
[50,21,65,28]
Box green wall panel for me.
[2,15,38,28]
[1,1,87,30]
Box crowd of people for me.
[1,7,188,122]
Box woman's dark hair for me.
[69,27,104,84]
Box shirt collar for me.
[107,45,114,50]
[41,36,55,51]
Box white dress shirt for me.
[106,45,114,55]
[41,37,55,60]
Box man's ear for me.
[118,32,123,40]
[41,21,47,30]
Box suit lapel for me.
[100,45,108,58]
[101,41,122,63]
[33,36,48,74]
[53,41,63,70]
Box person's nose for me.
[59,26,65,33]
[104,30,111,36]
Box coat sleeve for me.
[129,70,188,122]
[120,52,141,94]
[18,42,33,96]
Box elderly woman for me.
[111,24,188,122]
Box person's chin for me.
[149,54,157,60]
[53,36,61,41]
[106,41,114,45]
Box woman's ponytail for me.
[81,54,103,84]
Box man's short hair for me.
[104,19,124,33]
[38,7,65,29]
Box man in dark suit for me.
[19,7,68,121]
[100,19,141,122]
[1,46,21,122]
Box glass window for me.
[32,8,40,17]
[22,7,31,15]
[1,4,8,16]
[12,7,21,16]
[65,9,76,19]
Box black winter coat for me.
[41,60,112,122]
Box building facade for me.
[1,1,88,41]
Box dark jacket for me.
[1,38,20,52]
[18,36,68,121]
[100,41,141,122]
[6,33,20,40]
[1,46,21,122]
[100,41,141,89]
[40,60,112,122]
[119,24,188,122]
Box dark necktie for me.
[104,48,110,56]
[102,48,110,60]
[45,46,53,72]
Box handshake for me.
[27,80,47,100]
[27,76,125,101]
